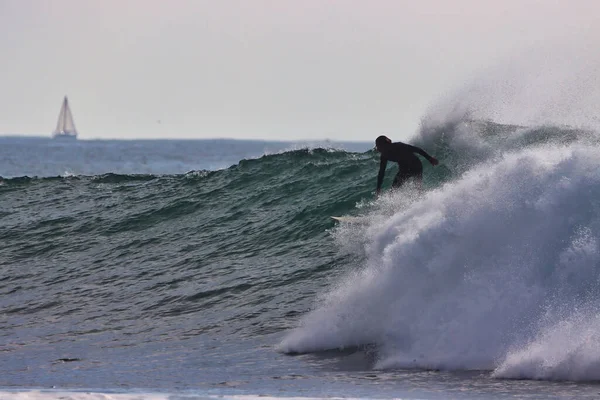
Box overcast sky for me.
[1,0,598,140]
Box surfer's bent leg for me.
[392,171,410,189]
[392,166,422,189]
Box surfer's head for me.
[375,135,391,152]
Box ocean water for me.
[3,122,600,400]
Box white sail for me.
[52,96,78,139]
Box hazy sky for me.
[1,0,598,140]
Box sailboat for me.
[52,96,78,139]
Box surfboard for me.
[331,216,367,223]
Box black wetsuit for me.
[377,142,435,192]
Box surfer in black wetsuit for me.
[375,135,438,196]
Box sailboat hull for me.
[52,132,78,140]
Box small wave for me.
[91,173,160,183]
[0,175,77,186]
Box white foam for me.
[280,142,600,381]
[493,311,600,381]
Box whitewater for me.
[280,120,600,382]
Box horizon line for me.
[0,134,372,143]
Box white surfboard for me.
[331,216,368,223]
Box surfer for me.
[375,135,438,196]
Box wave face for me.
[278,120,600,382]
[1,144,378,389]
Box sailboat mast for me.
[62,97,68,132]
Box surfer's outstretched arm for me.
[404,143,438,166]
[376,157,387,195]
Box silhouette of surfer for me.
[375,135,438,196]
